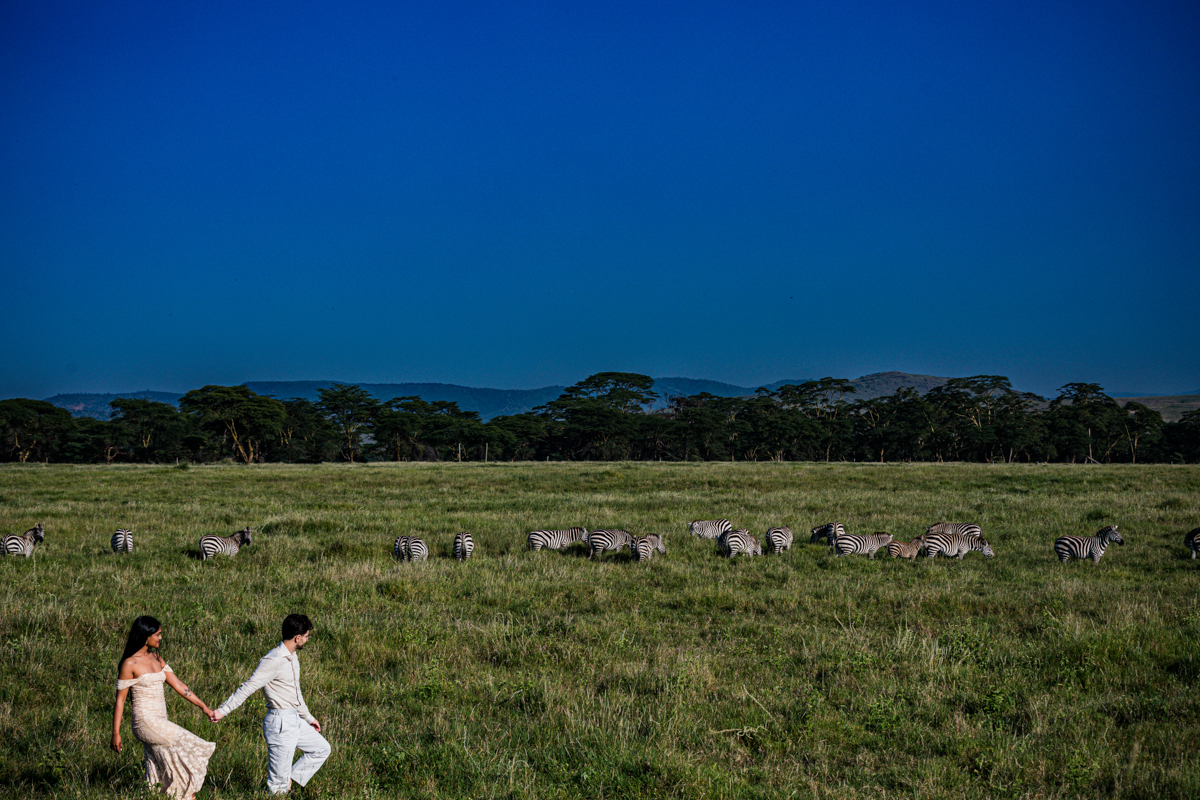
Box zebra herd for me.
[2,520,1197,566]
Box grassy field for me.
[1,461,1198,799]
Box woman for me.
[111,616,216,800]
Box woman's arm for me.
[112,686,129,752]
[164,670,211,716]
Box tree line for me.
[3,372,1199,465]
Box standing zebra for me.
[630,534,666,562]
[833,531,893,558]
[1054,525,1123,564]
[587,529,633,560]
[393,536,410,560]
[764,526,793,555]
[111,528,134,554]
[688,519,732,539]
[926,522,982,539]
[395,536,428,563]
[923,533,994,560]
[722,529,762,557]
[885,537,924,561]
[527,527,588,552]
[199,527,252,560]
[1185,527,1199,559]
[3,523,44,558]
[810,522,845,549]
[453,532,475,561]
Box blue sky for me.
[3,0,1198,401]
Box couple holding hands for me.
[111,613,331,798]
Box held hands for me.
[208,709,225,723]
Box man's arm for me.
[213,654,280,720]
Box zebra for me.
[453,532,474,561]
[630,534,666,562]
[926,522,982,539]
[111,528,134,554]
[722,529,762,557]
[401,537,428,563]
[587,529,632,560]
[199,527,252,560]
[393,536,410,560]
[885,537,924,561]
[1185,527,1200,559]
[1054,525,1123,564]
[833,531,893,558]
[923,533,994,560]
[810,522,845,549]
[3,523,44,558]
[527,527,588,552]
[764,526,793,555]
[688,519,732,539]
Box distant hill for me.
[44,391,184,420]
[244,381,568,421]
[1116,395,1200,423]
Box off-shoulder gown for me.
[117,666,215,799]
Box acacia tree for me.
[0,399,74,463]
[109,398,191,462]
[179,385,286,464]
[776,378,857,461]
[315,384,380,463]
[535,373,659,460]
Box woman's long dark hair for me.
[118,615,161,673]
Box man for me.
[212,614,330,794]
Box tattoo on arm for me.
[183,689,193,698]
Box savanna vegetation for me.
[5,373,1200,466]
[1,461,1198,799]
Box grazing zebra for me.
[393,536,410,560]
[587,529,632,560]
[923,533,994,560]
[833,531,893,558]
[199,527,252,560]
[885,537,924,561]
[111,528,134,554]
[1185,528,1200,559]
[810,522,846,548]
[3,523,44,558]
[764,526,793,555]
[925,522,982,539]
[403,537,429,563]
[1054,525,1123,564]
[453,532,475,561]
[722,529,762,557]
[527,527,588,552]
[688,519,732,539]
[630,534,666,562]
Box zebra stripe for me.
[199,527,252,560]
[885,537,924,561]
[1185,527,1199,559]
[111,528,133,554]
[1055,525,1123,564]
[408,537,429,562]
[833,531,893,558]
[587,529,632,560]
[630,534,666,562]
[527,527,588,552]
[453,532,475,561]
[2,523,44,558]
[688,519,732,539]
[722,529,762,557]
[925,522,982,539]
[810,522,846,547]
[764,526,793,555]
[924,533,994,560]
[393,536,409,560]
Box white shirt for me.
[216,642,315,724]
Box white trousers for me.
[262,709,331,794]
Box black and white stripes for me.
[3,523,44,558]
[199,527,252,560]
[527,527,588,552]
[833,531,893,558]
[688,519,732,539]
[394,536,429,563]
[453,532,474,561]
[630,534,666,562]
[764,526,793,555]
[587,529,633,560]
[721,529,762,557]
[810,523,845,548]
[1054,525,1123,563]
[111,528,133,554]
[923,533,994,560]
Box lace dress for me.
[117,666,215,799]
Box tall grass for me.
[1,462,1198,798]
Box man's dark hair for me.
[282,613,313,641]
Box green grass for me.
[1,462,1199,799]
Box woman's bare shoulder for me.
[119,652,165,679]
